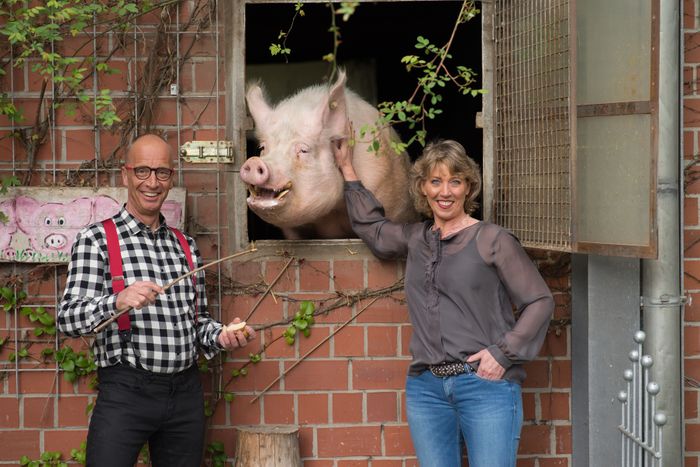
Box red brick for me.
[401,325,413,357]
[298,325,331,358]
[182,169,224,193]
[685,456,699,467]
[383,424,414,456]
[371,461,405,467]
[686,0,696,29]
[367,260,400,288]
[519,424,551,454]
[97,60,129,91]
[300,261,331,292]
[538,458,569,467]
[522,392,536,421]
[516,459,536,467]
[690,196,700,227]
[230,395,262,425]
[352,360,409,390]
[522,360,550,389]
[367,326,399,357]
[316,426,381,457]
[333,325,366,357]
[332,392,363,423]
[333,259,365,291]
[355,296,409,324]
[8,370,57,394]
[57,395,90,427]
[65,129,98,162]
[43,429,88,457]
[555,426,572,455]
[687,97,700,128]
[540,392,570,420]
[687,389,699,419]
[551,360,572,388]
[303,461,334,467]
[0,397,19,427]
[299,393,328,424]
[262,393,295,424]
[686,131,698,160]
[285,360,349,391]
[0,430,41,460]
[263,326,296,359]
[367,391,398,422]
[686,325,700,356]
[195,194,226,227]
[687,66,697,97]
[687,293,700,321]
[298,425,314,458]
[686,259,700,290]
[687,422,700,451]
[337,461,369,467]
[265,259,297,292]
[689,33,700,68]
[225,360,279,392]
[540,329,568,357]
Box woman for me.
[334,134,554,467]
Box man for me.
[58,134,255,467]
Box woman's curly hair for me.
[409,139,482,218]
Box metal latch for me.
[180,141,234,163]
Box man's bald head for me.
[125,134,173,166]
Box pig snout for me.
[240,157,270,186]
[43,233,67,250]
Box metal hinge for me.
[180,141,234,163]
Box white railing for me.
[617,330,667,467]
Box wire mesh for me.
[493,0,572,250]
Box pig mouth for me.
[246,182,292,208]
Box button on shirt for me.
[58,208,223,374]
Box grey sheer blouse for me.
[344,181,554,384]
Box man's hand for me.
[115,281,164,312]
[467,348,506,381]
[218,318,257,350]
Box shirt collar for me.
[118,205,168,236]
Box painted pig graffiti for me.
[243,70,418,239]
[16,196,94,260]
[0,188,186,263]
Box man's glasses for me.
[124,165,173,181]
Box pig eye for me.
[44,217,52,226]
[57,217,66,226]
[296,144,310,157]
[258,143,266,154]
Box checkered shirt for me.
[58,207,223,374]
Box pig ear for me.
[246,83,272,133]
[321,70,349,138]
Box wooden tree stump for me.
[234,425,301,467]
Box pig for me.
[242,70,418,239]
[16,196,93,257]
[0,199,17,259]
[92,195,121,223]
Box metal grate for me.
[493,0,571,250]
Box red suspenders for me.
[102,219,197,339]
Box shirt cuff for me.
[103,294,120,320]
[488,344,513,370]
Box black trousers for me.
[86,364,205,467]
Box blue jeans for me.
[406,368,523,467]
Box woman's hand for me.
[467,348,506,380]
[332,121,359,181]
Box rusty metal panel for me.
[492,0,572,251]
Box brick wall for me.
[687,2,700,466]
[0,2,573,466]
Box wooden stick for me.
[93,245,258,333]
[244,256,295,322]
[251,296,380,403]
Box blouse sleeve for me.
[479,225,555,367]
[344,181,412,259]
